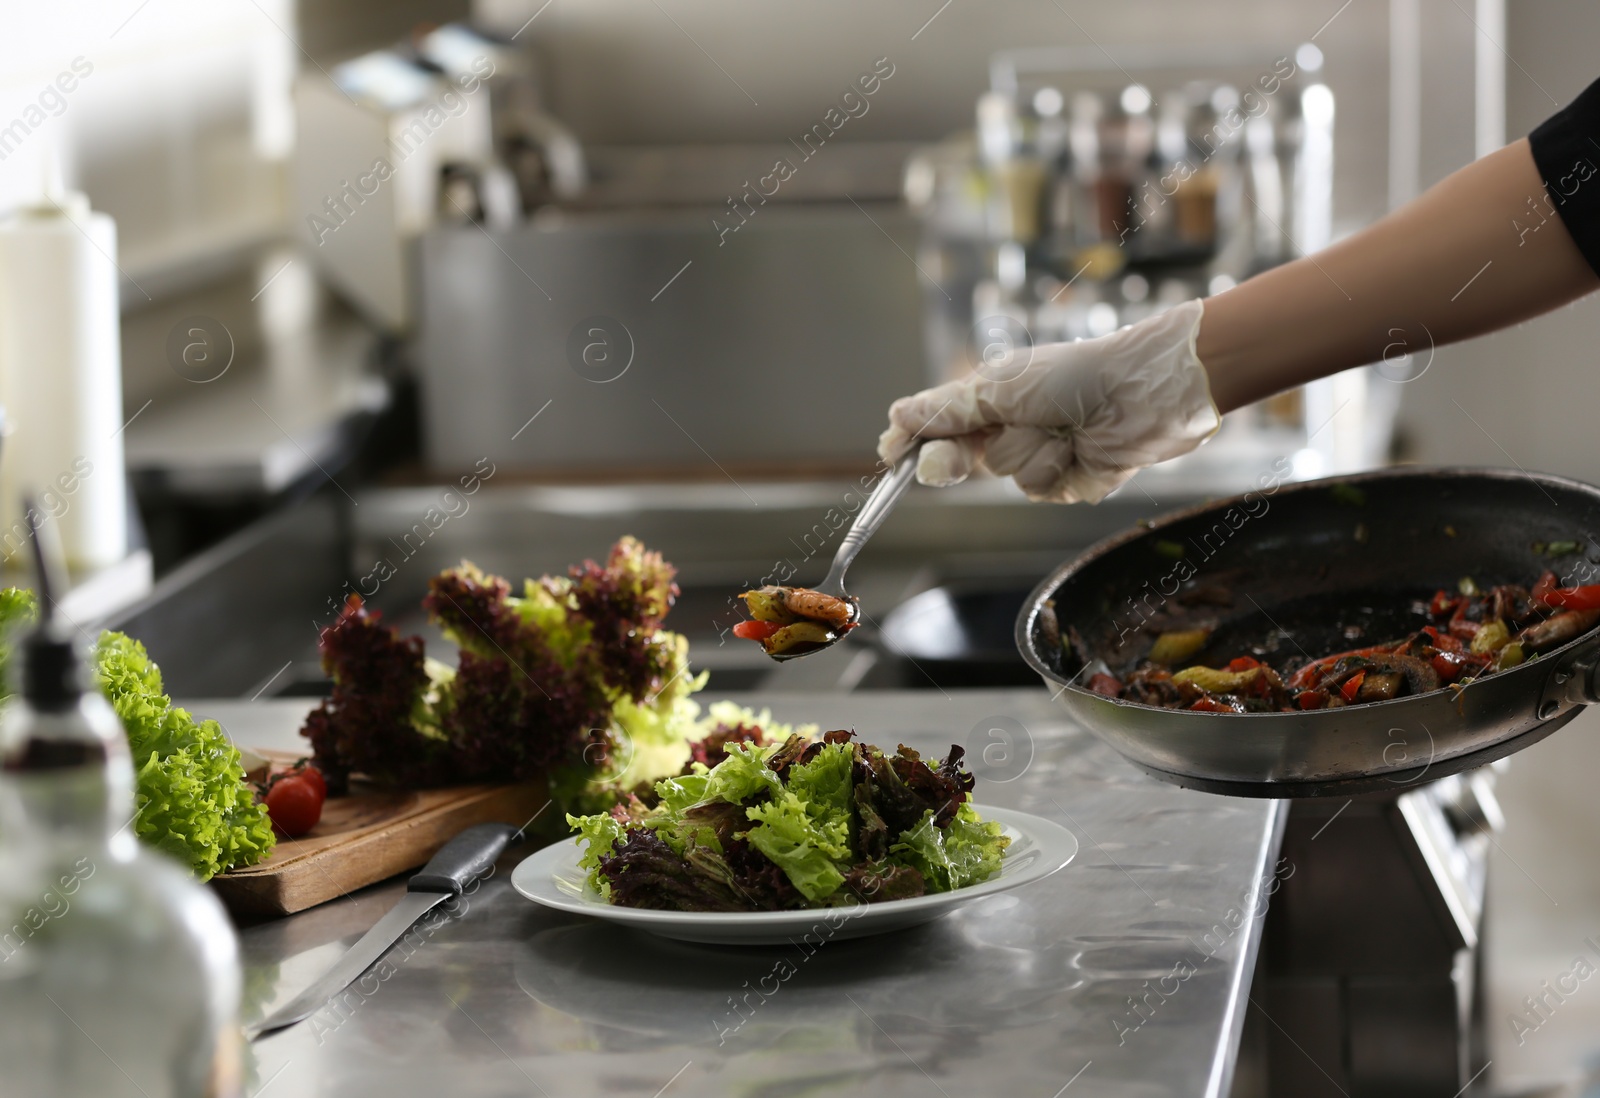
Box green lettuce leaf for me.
[785,741,854,820]
[567,810,627,897]
[699,741,782,805]
[743,788,851,901]
[889,802,1010,893]
[652,771,711,814]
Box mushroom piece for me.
[1518,609,1600,652]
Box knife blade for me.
[245,822,519,1040]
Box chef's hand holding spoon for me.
[877,300,1219,504]
[882,137,1600,502]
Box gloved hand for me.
[877,298,1221,503]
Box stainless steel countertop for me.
[210,691,1285,1098]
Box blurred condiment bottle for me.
[0,162,129,572]
[0,531,242,1097]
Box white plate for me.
[510,805,1078,945]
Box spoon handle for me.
[819,448,919,594]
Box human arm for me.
[880,90,1600,501]
[1201,137,1598,413]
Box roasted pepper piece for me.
[1495,642,1526,670]
[763,620,835,655]
[1470,619,1510,655]
[740,587,800,624]
[1172,665,1260,694]
[1149,629,1210,666]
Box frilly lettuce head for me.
[95,631,275,880]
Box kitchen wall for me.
[1395,3,1600,486]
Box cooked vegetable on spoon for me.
[733,584,859,656]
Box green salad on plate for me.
[568,729,1010,911]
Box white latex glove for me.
[877,298,1221,503]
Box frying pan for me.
[1016,467,1600,797]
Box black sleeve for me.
[1528,77,1600,276]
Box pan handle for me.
[1535,633,1600,718]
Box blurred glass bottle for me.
[0,544,241,1098]
[976,91,1046,246]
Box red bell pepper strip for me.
[1430,651,1474,683]
[732,620,783,641]
[1339,671,1366,703]
[1541,584,1600,611]
[1227,656,1261,672]
[1446,605,1481,641]
[1295,689,1329,710]
[1287,645,1394,690]
[1421,625,1463,653]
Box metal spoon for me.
[767,446,920,661]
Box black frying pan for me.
[1016,467,1600,797]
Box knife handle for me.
[408,822,519,894]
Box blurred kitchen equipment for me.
[764,447,918,662]
[0,169,129,570]
[1247,779,1495,1094]
[293,48,491,330]
[292,23,583,331]
[246,822,518,1040]
[905,44,1391,481]
[416,24,586,207]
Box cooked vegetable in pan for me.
[733,585,859,656]
[1084,571,1600,713]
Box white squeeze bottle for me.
[0,521,241,1097]
[0,163,128,570]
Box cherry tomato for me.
[266,775,323,837]
[293,763,327,800]
[732,620,783,641]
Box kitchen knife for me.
[245,822,519,1040]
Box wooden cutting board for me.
[211,753,549,917]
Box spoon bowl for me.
[758,448,918,661]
